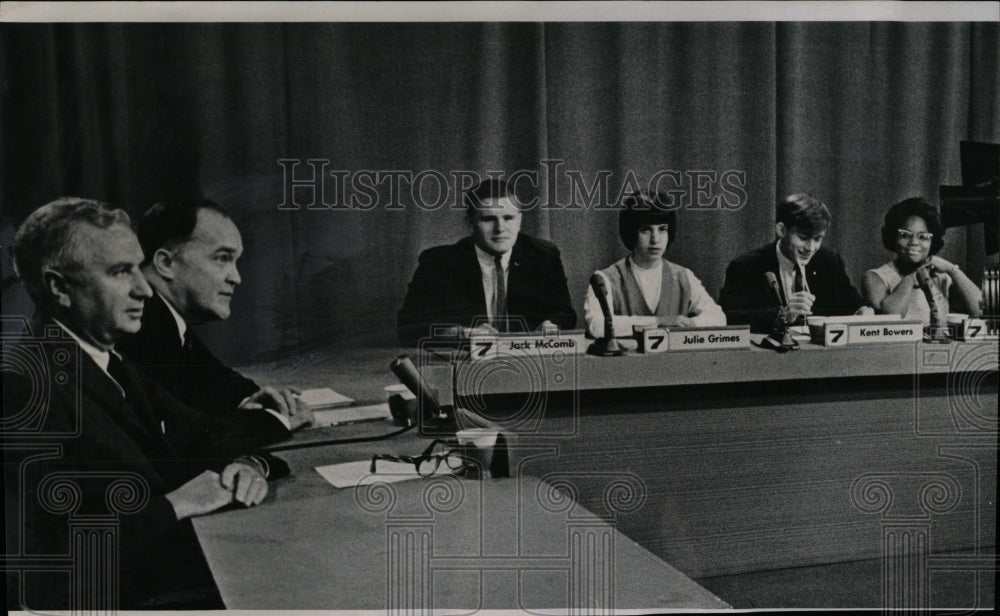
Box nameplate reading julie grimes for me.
[635,325,751,353]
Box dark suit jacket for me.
[397,234,577,346]
[118,291,259,416]
[719,243,865,333]
[3,318,288,608]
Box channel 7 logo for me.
[417,318,580,437]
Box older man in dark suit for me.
[4,198,290,609]
[397,179,576,345]
[719,193,872,333]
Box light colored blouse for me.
[584,257,726,338]
[867,261,952,324]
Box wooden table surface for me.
[192,424,731,610]
[231,341,996,585]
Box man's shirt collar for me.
[774,240,810,295]
[775,240,810,275]
[51,319,121,391]
[775,240,797,272]
[474,243,512,271]
[158,293,189,346]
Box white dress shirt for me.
[53,319,125,397]
[775,241,811,300]
[53,319,167,435]
[160,293,188,346]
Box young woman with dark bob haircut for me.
[583,190,725,338]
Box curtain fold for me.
[2,22,997,360]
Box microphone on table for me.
[763,271,798,351]
[914,266,950,341]
[587,272,627,357]
[390,354,450,426]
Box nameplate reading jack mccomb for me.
[664,325,751,351]
[847,320,923,344]
[469,333,587,360]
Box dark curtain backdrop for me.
[2,22,998,362]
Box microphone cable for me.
[266,422,416,453]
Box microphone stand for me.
[587,273,627,357]
[389,355,457,434]
[915,265,951,343]
[765,308,799,351]
[588,325,627,356]
[763,271,798,351]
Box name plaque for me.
[468,332,587,360]
[834,320,923,344]
[635,325,751,353]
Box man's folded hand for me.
[240,386,314,430]
[166,470,233,520]
[221,461,268,507]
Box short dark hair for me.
[776,194,831,235]
[618,191,677,251]
[137,198,230,265]
[880,197,946,255]
[13,197,131,305]
[463,179,514,216]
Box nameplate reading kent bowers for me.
[660,325,751,352]
[845,320,923,344]
[468,332,588,360]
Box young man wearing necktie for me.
[397,178,576,345]
[719,193,873,333]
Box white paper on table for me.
[315,460,457,489]
[308,402,391,427]
[297,387,354,409]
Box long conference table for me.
[193,422,730,610]
[212,336,997,609]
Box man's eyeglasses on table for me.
[370,439,464,477]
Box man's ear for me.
[775,222,787,239]
[150,248,176,281]
[42,268,72,309]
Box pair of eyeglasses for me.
[370,439,464,477]
[896,229,934,243]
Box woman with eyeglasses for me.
[863,197,982,323]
